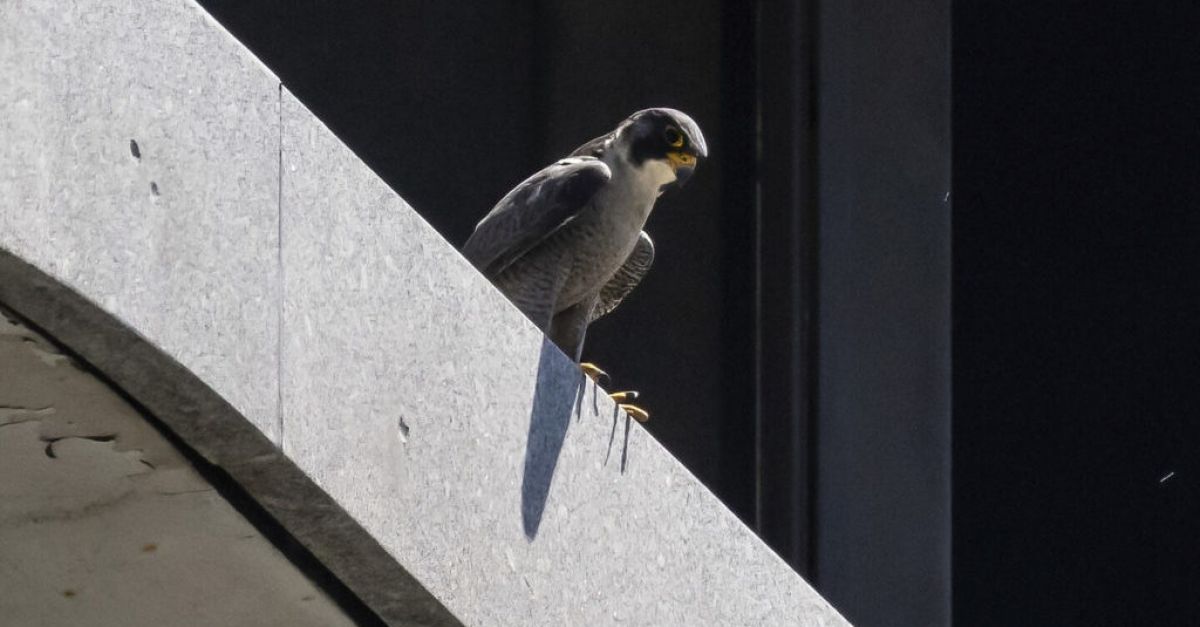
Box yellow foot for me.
[580,362,608,383]
[619,403,650,423]
[609,390,639,403]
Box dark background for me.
[954,1,1200,625]
[195,0,1198,625]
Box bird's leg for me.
[551,298,649,421]
[608,390,638,403]
[549,297,595,363]
[549,308,591,362]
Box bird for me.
[462,108,707,422]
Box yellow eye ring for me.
[664,127,685,148]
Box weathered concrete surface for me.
[0,1,459,623]
[0,309,356,627]
[0,0,281,441]
[0,0,850,625]
[0,245,461,626]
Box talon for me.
[609,390,639,403]
[580,362,609,383]
[619,403,650,423]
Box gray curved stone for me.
[0,309,358,627]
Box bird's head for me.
[615,108,708,189]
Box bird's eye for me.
[664,127,685,148]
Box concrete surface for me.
[0,0,281,441]
[0,0,850,625]
[0,308,356,627]
[0,1,459,623]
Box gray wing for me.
[462,157,610,277]
[591,231,655,322]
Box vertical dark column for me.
[755,0,819,576]
[814,1,952,625]
[716,0,760,523]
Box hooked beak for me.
[666,150,699,188]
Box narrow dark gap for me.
[715,0,759,536]
[752,0,818,579]
[798,0,822,585]
[276,80,286,450]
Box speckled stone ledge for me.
[0,1,849,625]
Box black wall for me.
[955,1,1200,625]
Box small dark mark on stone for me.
[140,459,156,469]
[42,433,116,443]
[142,543,157,553]
[62,589,76,599]
[42,434,118,458]
[397,416,410,443]
[130,139,141,160]
[150,181,160,196]
[301,595,315,602]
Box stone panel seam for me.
[276,81,286,451]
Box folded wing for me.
[463,157,611,277]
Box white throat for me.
[602,138,676,200]
[639,160,678,196]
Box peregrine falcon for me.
[462,108,707,421]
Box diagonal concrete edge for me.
[1,0,850,625]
